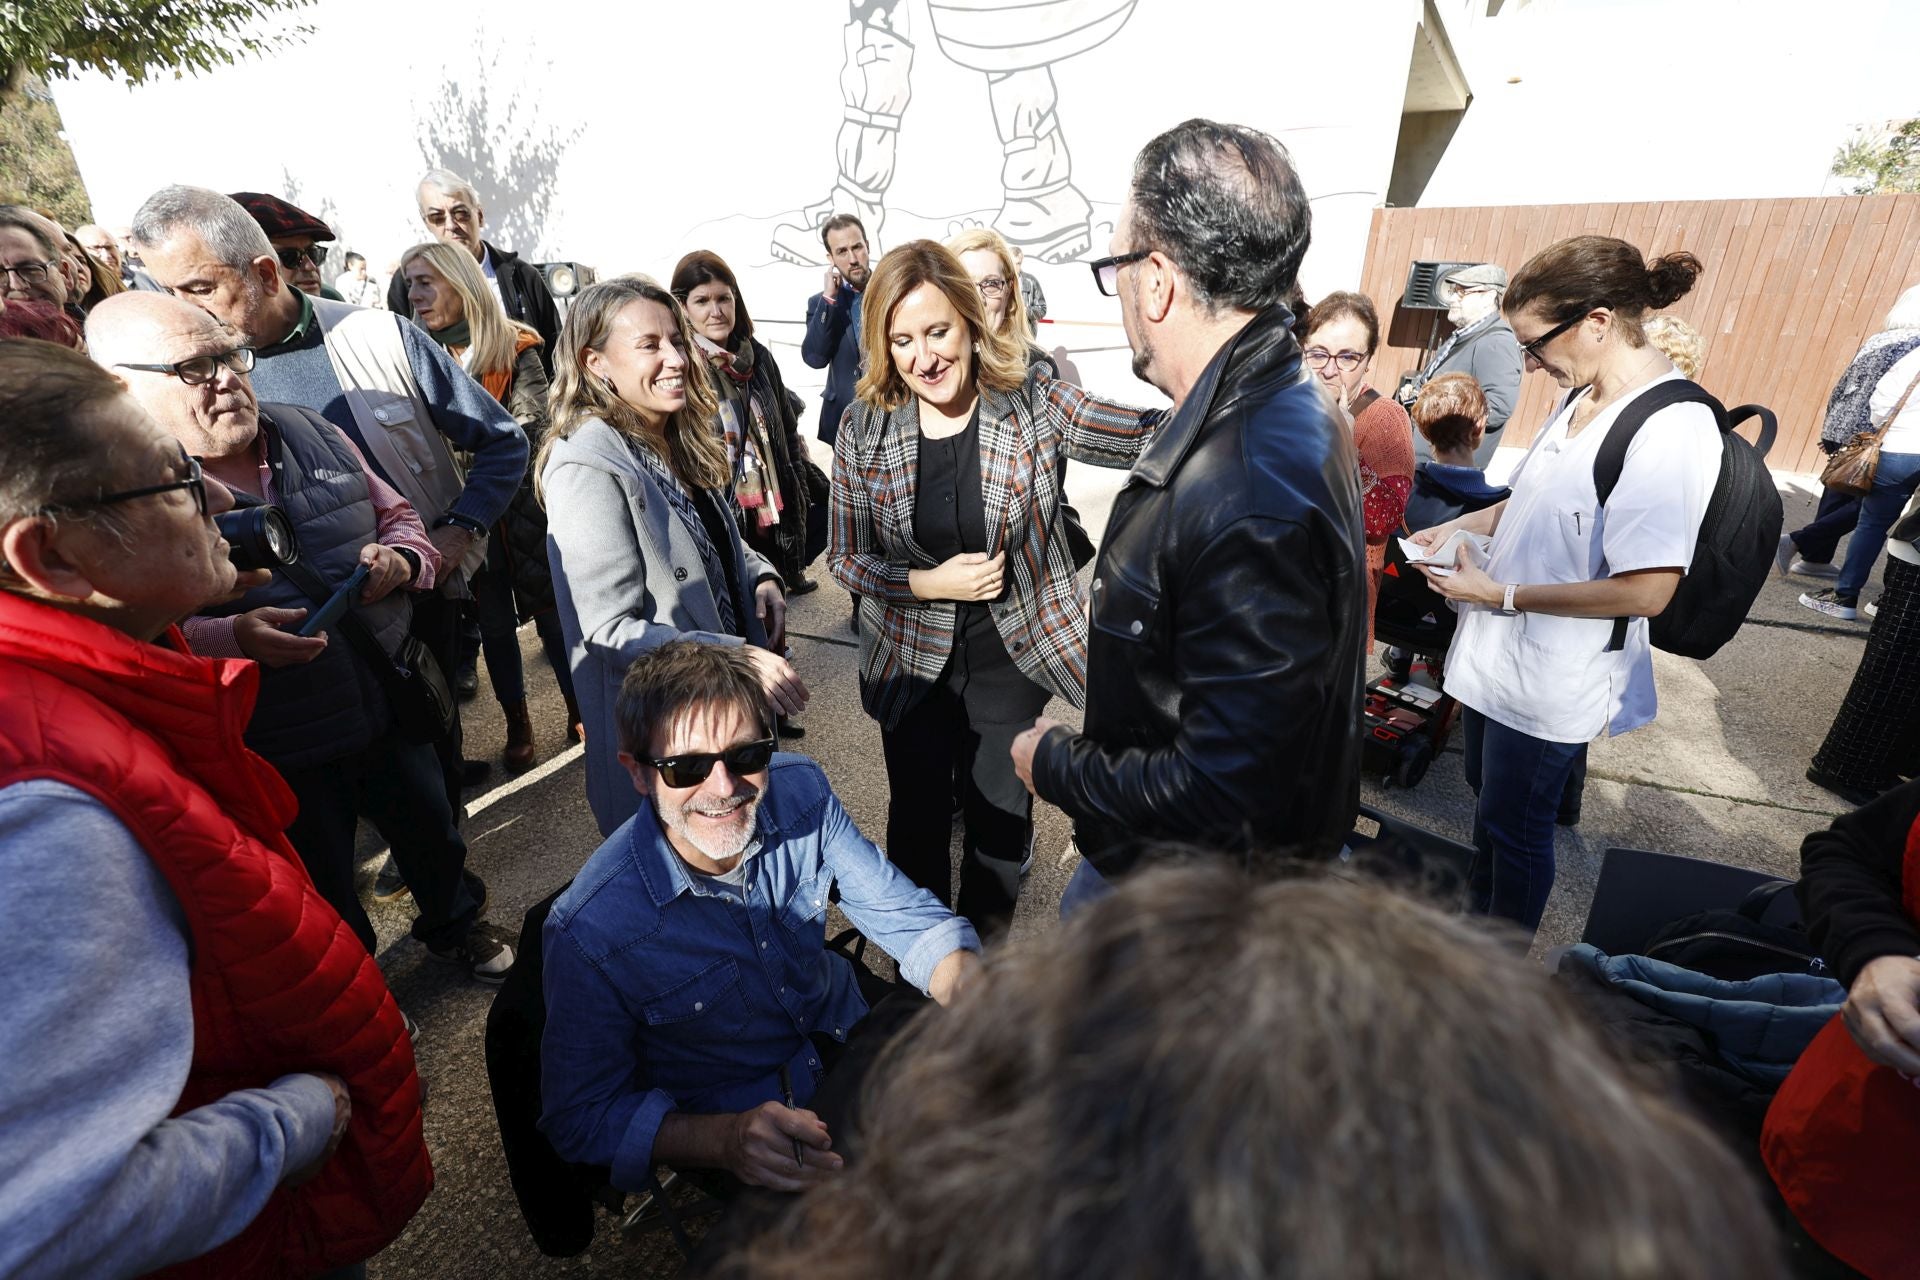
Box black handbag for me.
[281,559,455,746]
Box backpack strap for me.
[1590,379,1727,652]
[1349,386,1382,418]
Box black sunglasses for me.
[1521,305,1605,364]
[39,447,207,518]
[276,245,329,270]
[648,736,777,788]
[1088,250,1149,297]
[115,346,256,387]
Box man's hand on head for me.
[929,947,983,1007]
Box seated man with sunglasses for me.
[540,640,980,1197]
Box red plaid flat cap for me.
[229,191,335,241]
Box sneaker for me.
[426,922,515,984]
[1798,589,1859,621]
[1791,557,1841,579]
[372,854,411,903]
[1865,600,1879,621]
[1773,533,1796,577]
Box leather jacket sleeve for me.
[1032,511,1355,867]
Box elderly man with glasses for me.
[385,168,561,371]
[0,338,429,1280]
[539,639,978,1207]
[85,290,516,986]
[1393,262,1525,467]
[130,183,528,813]
[229,192,347,301]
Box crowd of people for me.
[1,113,1917,1280]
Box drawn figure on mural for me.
[769,0,1138,267]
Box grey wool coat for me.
[543,418,779,835]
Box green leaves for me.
[0,0,315,96]
[1830,120,1920,196]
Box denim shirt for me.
[538,754,977,1190]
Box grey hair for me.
[418,168,482,210]
[1885,282,1920,332]
[0,341,141,573]
[129,185,273,270]
[0,206,61,261]
[1126,118,1312,314]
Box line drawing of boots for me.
[987,66,1092,263]
[770,9,915,266]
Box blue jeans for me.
[1059,856,1112,918]
[1837,450,1920,601]
[1461,707,1587,933]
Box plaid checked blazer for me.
[829,369,1165,728]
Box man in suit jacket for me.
[1395,263,1524,467]
[800,214,872,447]
[387,168,562,373]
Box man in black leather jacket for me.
[1012,119,1367,903]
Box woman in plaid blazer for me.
[829,240,1163,936]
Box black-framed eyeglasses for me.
[976,275,1008,298]
[114,346,256,387]
[1304,347,1367,373]
[276,245,328,270]
[648,736,777,788]
[1088,250,1149,297]
[1,260,55,284]
[39,447,207,519]
[1520,308,1600,364]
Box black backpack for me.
[1641,880,1828,982]
[1592,380,1783,659]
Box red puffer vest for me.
[0,593,431,1277]
[1762,809,1920,1280]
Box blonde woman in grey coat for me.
[540,276,808,835]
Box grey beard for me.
[659,792,760,864]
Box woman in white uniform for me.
[1412,235,1720,932]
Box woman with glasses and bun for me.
[1410,235,1715,934]
[540,276,809,836]
[829,239,1161,937]
[1302,291,1413,646]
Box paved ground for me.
[360,438,1882,1278]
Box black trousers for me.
[280,731,481,956]
[1811,554,1920,789]
[880,659,1049,936]
[409,590,468,815]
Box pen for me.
[778,1063,804,1169]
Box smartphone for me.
[297,563,370,638]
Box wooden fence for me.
[1356,195,1920,475]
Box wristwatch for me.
[392,546,423,584]
[1502,583,1519,614]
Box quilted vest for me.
[1762,811,1920,1280]
[0,592,431,1277]
[202,404,410,771]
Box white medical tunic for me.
[1443,371,1721,744]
